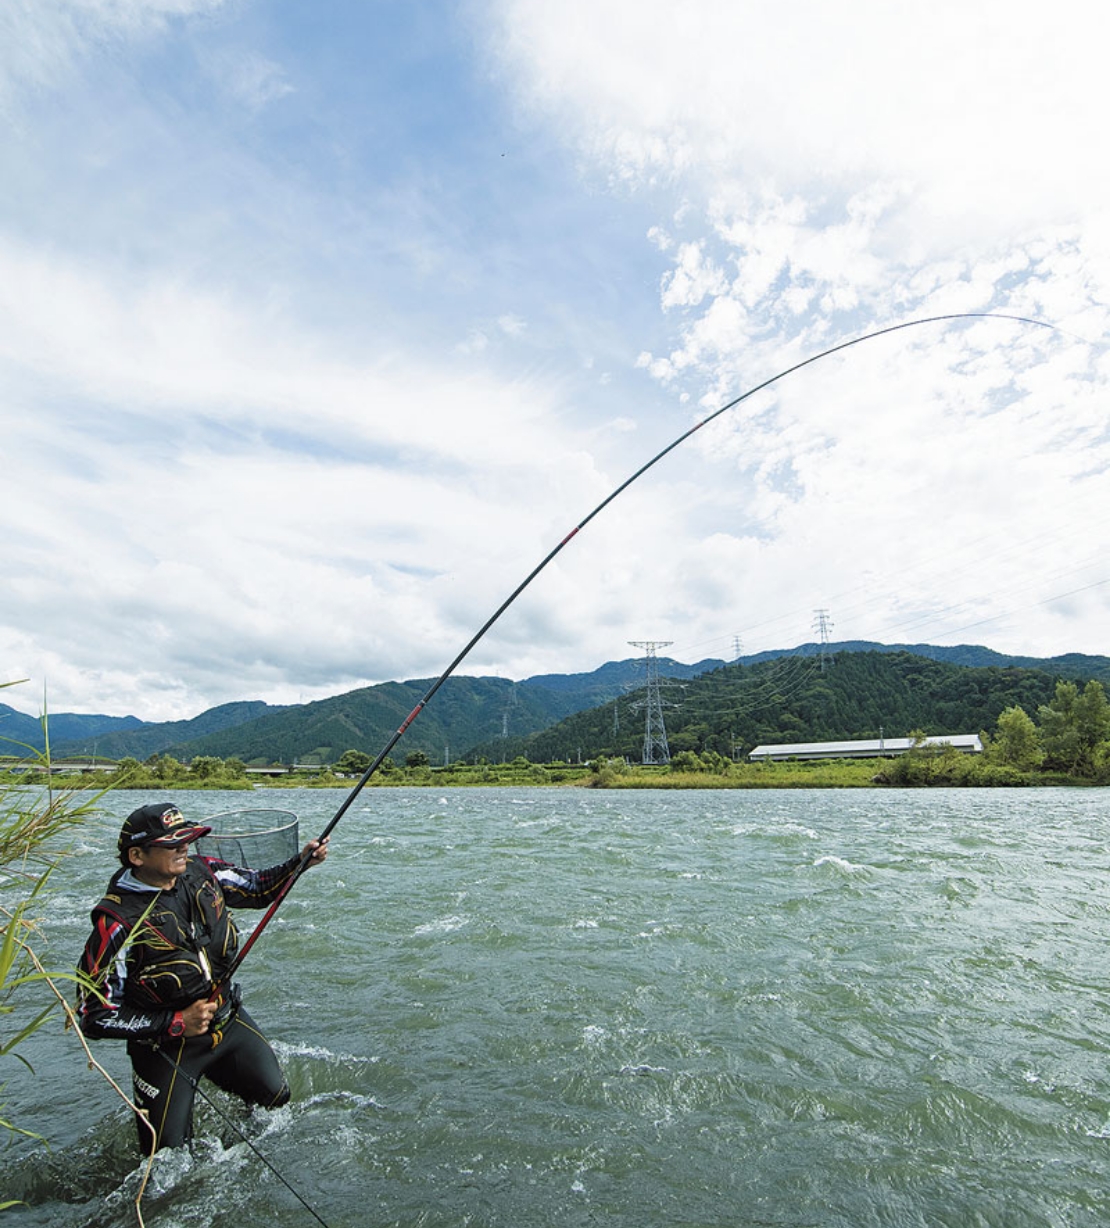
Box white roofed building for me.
[748,734,983,762]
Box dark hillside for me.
[51,702,286,760]
[494,651,1071,764]
[751,641,1110,685]
[0,703,145,754]
[162,677,527,764]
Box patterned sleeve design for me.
[77,909,174,1041]
[202,855,301,910]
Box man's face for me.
[129,840,190,886]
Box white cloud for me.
[0,234,648,716]
[486,0,1110,667]
[207,49,295,112]
[659,240,727,310]
[0,239,576,471]
[455,328,490,355]
[492,1,1107,236]
[497,314,526,336]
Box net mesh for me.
[193,809,299,870]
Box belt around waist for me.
[212,982,242,1026]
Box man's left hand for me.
[302,837,329,866]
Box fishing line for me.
[150,1046,333,1228]
[226,309,1072,978]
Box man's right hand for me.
[181,998,219,1036]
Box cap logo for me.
[163,809,185,828]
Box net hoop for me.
[194,808,299,870]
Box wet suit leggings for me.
[127,1007,290,1153]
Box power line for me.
[686,655,826,723]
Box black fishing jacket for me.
[78,854,299,1042]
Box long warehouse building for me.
[748,734,983,762]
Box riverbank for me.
[18,756,1085,790]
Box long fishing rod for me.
[225,309,1063,979]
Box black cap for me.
[118,803,212,853]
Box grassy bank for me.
[598,760,882,788]
[18,754,1077,791]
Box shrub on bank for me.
[874,743,1034,787]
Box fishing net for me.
[193,809,300,870]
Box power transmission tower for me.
[732,635,743,662]
[628,640,672,764]
[812,609,834,672]
[499,683,518,762]
[501,682,518,738]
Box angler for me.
[76,802,329,1153]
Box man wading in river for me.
[77,802,329,1153]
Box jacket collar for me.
[117,867,168,893]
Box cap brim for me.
[147,825,213,846]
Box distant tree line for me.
[108,754,254,789]
[974,678,1109,780]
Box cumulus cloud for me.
[0,235,634,716]
[492,1,1106,234]
[206,48,295,112]
[488,0,1110,664]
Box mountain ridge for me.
[9,640,1106,764]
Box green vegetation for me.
[875,742,1040,788]
[35,648,1110,773]
[114,753,255,788]
[0,705,100,1185]
[1035,679,1110,775]
[335,748,372,775]
[0,753,256,791]
[6,753,597,790]
[354,756,591,787]
[587,679,1110,789]
[585,754,880,789]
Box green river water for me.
[6,785,1110,1226]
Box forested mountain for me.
[522,655,728,695]
[46,701,286,760]
[36,643,1110,766]
[749,641,1110,684]
[49,656,727,764]
[0,704,145,753]
[159,677,546,765]
[476,652,1074,764]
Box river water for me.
[7,786,1110,1227]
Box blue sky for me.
[2,0,1107,721]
